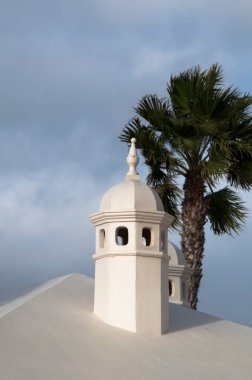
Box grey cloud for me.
[0,169,98,299]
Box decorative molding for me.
[92,251,169,261]
[89,210,173,226]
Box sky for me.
[0,0,252,327]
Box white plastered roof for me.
[1,274,252,380]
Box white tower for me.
[89,139,173,334]
[168,241,193,307]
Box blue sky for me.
[0,0,251,326]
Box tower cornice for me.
[89,210,173,226]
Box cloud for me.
[133,45,203,78]
[0,168,100,297]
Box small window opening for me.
[161,231,166,251]
[169,280,173,296]
[142,228,151,246]
[99,229,106,248]
[182,281,186,300]
[116,227,128,246]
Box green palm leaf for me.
[205,188,248,235]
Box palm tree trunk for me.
[181,172,207,309]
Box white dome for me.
[168,241,186,266]
[100,180,164,212]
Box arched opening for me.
[99,229,106,248]
[116,227,128,246]
[169,280,173,296]
[142,228,151,246]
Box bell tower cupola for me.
[89,139,173,334]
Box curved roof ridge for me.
[0,273,74,318]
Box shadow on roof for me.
[169,302,220,333]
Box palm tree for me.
[120,64,252,309]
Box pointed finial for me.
[125,138,140,182]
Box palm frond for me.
[201,158,227,182]
[204,63,224,90]
[227,153,252,190]
[147,173,182,231]
[134,95,170,128]
[119,117,143,144]
[205,187,248,235]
